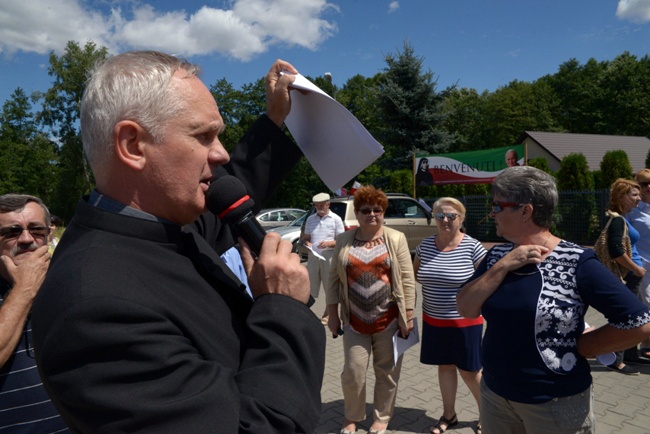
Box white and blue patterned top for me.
[473,240,650,404]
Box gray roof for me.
[518,131,650,173]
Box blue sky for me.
[1,0,649,108]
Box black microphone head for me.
[206,175,255,223]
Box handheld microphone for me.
[206,175,266,256]
[206,175,315,307]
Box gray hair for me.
[80,51,201,172]
[0,194,50,225]
[491,166,557,228]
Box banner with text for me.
[414,144,525,186]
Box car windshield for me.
[289,212,307,226]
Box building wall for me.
[521,138,561,171]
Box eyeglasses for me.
[359,207,384,215]
[435,212,459,221]
[491,201,524,213]
[640,181,650,187]
[0,225,49,240]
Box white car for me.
[256,208,306,229]
[266,212,308,261]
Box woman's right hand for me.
[328,314,342,337]
[503,244,549,270]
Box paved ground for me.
[308,274,650,434]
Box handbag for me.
[594,212,631,283]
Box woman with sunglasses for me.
[457,166,650,434]
[414,197,486,434]
[326,185,416,434]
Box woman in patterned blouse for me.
[457,166,650,434]
[326,185,416,434]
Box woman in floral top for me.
[457,166,650,434]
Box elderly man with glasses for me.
[0,194,68,432]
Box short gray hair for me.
[80,51,200,173]
[491,166,557,228]
[0,194,50,225]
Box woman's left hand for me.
[633,264,646,277]
[399,318,414,338]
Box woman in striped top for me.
[414,197,486,434]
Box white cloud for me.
[388,1,399,13]
[0,0,118,55]
[616,0,650,23]
[233,0,338,51]
[0,0,339,60]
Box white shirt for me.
[304,211,344,255]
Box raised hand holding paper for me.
[283,72,384,191]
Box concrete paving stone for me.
[613,423,650,434]
[631,386,650,400]
[606,402,645,418]
[627,412,650,430]
[595,386,636,400]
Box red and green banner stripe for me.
[414,144,525,185]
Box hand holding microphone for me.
[207,176,312,305]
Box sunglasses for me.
[435,212,459,221]
[640,181,650,187]
[491,201,524,213]
[0,225,49,240]
[359,207,384,215]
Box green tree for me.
[527,157,551,174]
[480,80,561,150]
[310,74,338,99]
[210,77,267,153]
[541,58,604,133]
[556,153,594,191]
[388,169,412,193]
[556,153,597,243]
[440,87,489,152]
[337,73,382,137]
[267,157,328,209]
[376,41,456,170]
[210,78,243,153]
[599,150,633,188]
[595,52,650,136]
[0,88,58,202]
[36,41,109,220]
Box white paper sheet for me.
[284,73,384,192]
[304,244,326,261]
[393,317,420,366]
